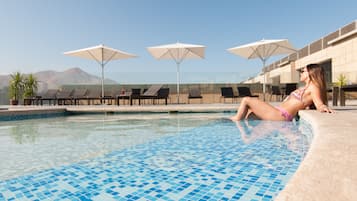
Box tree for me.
[23,74,39,105]
[336,74,347,87]
[23,74,38,98]
[9,72,24,105]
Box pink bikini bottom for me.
[275,106,294,121]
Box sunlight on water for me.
[0,113,224,180]
[0,113,312,201]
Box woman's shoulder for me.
[307,83,321,93]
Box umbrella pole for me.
[262,59,266,101]
[176,62,180,104]
[101,63,104,98]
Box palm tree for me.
[9,72,24,105]
[23,74,38,98]
[23,74,39,105]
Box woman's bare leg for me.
[230,97,285,121]
[230,97,253,121]
[230,97,249,121]
[245,109,260,120]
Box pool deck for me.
[276,107,357,201]
[1,103,356,201]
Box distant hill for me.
[0,67,117,91]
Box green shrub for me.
[9,72,24,101]
[335,74,347,87]
[23,74,38,98]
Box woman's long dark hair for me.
[306,63,328,105]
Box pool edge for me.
[275,110,357,201]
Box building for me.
[245,20,357,86]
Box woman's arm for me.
[310,85,333,113]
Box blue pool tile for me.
[0,119,312,201]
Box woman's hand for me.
[319,104,334,113]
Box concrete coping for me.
[275,109,357,201]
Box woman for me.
[230,63,333,121]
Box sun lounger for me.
[269,86,283,101]
[237,87,259,98]
[100,90,117,105]
[282,83,297,99]
[116,90,132,105]
[23,94,42,105]
[139,84,163,105]
[220,87,238,103]
[339,84,357,106]
[39,89,58,105]
[188,88,203,104]
[72,89,88,105]
[56,89,74,105]
[155,88,170,105]
[127,88,141,105]
[84,89,102,105]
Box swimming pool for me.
[0,113,312,200]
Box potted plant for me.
[8,72,24,105]
[331,73,348,104]
[23,74,38,105]
[335,74,347,87]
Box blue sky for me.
[0,0,356,84]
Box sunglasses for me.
[298,69,307,73]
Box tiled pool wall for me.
[0,109,67,121]
[0,109,235,122]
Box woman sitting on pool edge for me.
[230,63,333,121]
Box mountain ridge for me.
[0,67,117,91]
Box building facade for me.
[245,20,357,86]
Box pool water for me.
[0,113,312,201]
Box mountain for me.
[0,67,117,91]
[0,75,10,89]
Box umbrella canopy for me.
[147,42,205,103]
[227,39,296,100]
[64,44,137,98]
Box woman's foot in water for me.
[230,115,239,121]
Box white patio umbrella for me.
[64,44,137,98]
[227,39,296,101]
[147,42,205,104]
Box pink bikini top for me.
[289,87,308,107]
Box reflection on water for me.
[235,120,312,155]
[0,113,223,180]
[10,123,39,144]
[0,114,313,201]
[0,113,312,181]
